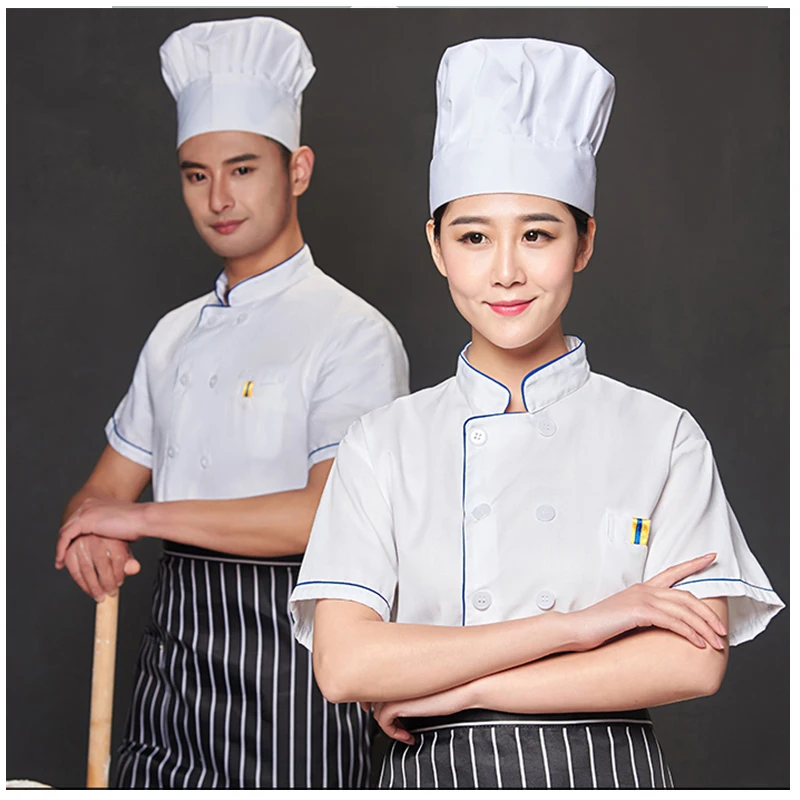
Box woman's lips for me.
[487,299,534,316]
[211,220,244,235]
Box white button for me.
[472,590,492,611]
[471,503,491,521]
[179,374,189,386]
[469,428,487,446]
[537,417,557,437]
[536,504,556,522]
[209,375,218,388]
[167,446,177,458]
[235,313,248,325]
[205,316,217,328]
[537,590,556,611]
[200,457,209,469]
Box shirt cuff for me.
[105,417,153,469]
[308,441,338,467]
[290,579,392,651]
[673,576,784,646]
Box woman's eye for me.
[524,229,552,243]
[460,232,486,245]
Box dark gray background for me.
[7,8,788,789]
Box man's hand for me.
[60,535,141,602]
[55,497,147,568]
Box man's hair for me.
[268,138,293,173]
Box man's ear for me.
[290,146,315,198]
[426,219,448,278]
[574,217,597,274]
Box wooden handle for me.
[86,593,119,788]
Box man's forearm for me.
[141,489,319,557]
[466,606,729,715]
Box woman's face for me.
[427,193,595,353]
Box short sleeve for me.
[104,335,154,469]
[306,317,409,466]
[643,411,784,646]
[290,418,398,651]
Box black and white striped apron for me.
[114,543,371,788]
[377,709,673,789]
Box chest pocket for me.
[231,370,292,463]
[591,509,650,602]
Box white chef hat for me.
[429,38,615,216]
[160,16,316,150]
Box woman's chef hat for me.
[160,16,315,150]
[429,38,615,216]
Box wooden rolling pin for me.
[86,593,119,788]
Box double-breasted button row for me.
[177,373,225,389]
[471,588,556,612]
[468,417,557,449]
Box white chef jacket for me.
[105,245,409,502]
[291,336,782,648]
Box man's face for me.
[178,131,293,259]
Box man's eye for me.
[235,166,251,176]
[187,172,205,183]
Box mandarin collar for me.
[456,335,590,415]
[213,245,314,307]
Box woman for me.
[289,38,783,789]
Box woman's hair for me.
[432,201,590,240]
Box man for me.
[54,16,409,788]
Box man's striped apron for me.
[114,543,370,788]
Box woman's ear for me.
[426,219,448,278]
[574,217,597,274]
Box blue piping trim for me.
[194,298,225,332]
[308,442,338,458]
[673,577,777,593]
[458,349,512,410]
[213,268,225,305]
[294,580,391,611]
[111,417,152,456]
[521,337,585,412]
[225,244,306,305]
[460,409,525,626]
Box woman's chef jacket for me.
[291,336,782,648]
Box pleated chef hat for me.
[160,17,315,150]
[429,38,615,216]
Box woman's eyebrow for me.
[448,212,564,226]
[448,215,490,226]
[518,213,564,223]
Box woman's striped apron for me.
[377,709,673,789]
[114,543,371,788]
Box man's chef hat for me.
[160,16,315,150]
[429,38,615,216]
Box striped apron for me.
[114,543,371,788]
[377,709,674,789]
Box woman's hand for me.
[60,535,141,602]
[365,683,476,745]
[571,553,727,652]
[55,497,147,568]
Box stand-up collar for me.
[456,335,590,414]
[213,244,314,307]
